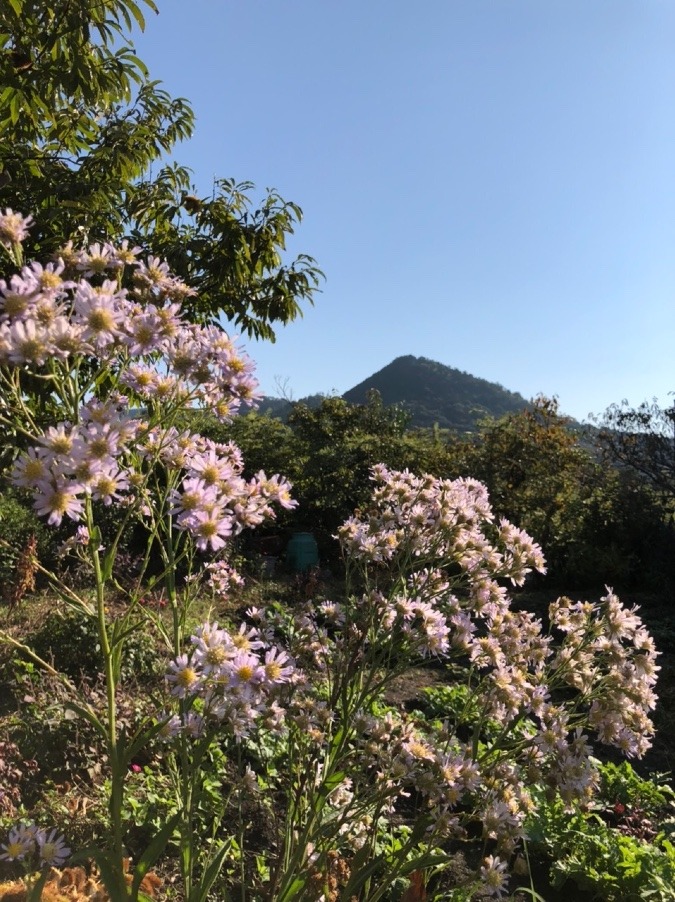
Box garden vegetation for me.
[0,2,674,900]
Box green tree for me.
[283,392,455,555]
[449,396,589,552]
[0,0,321,337]
[447,396,670,588]
[195,393,453,560]
[594,398,675,508]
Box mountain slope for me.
[342,355,529,430]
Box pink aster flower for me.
[157,712,182,742]
[6,318,51,365]
[187,448,236,486]
[22,260,72,297]
[48,316,86,357]
[0,272,39,319]
[75,423,122,464]
[0,824,36,862]
[36,828,70,867]
[480,855,509,898]
[123,310,166,356]
[36,424,77,457]
[103,239,141,270]
[0,209,33,248]
[226,651,265,691]
[133,255,172,291]
[11,447,50,489]
[191,621,233,673]
[72,281,127,349]
[76,242,116,277]
[89,466,130,505]
[167,654,203,698]
[187,508,234,552]
[263,647,295,684]
[170,477,219,523]
[33,478,84,525]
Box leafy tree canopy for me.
[594,398,675,505]
[0,0,322,338]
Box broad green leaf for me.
[277,876,307,901]
[319,769,346,797]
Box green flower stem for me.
[85,497,127,894]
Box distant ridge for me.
[256,355,530,431]
[342,356,529,431]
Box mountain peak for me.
[342,356,529,430]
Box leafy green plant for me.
[527,784,675,901]
[597,760,674,815]
[0,490,50,594]
[27,609,159,684]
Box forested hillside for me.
[258,354,531,430]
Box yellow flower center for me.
[40,271,62,290]
[3,295,28,316]
[201,465,219,485]
[176,667,198,688]
[87,308,116,332]
[236,664,255,682]
[265,662,282,681]
[19,338,45,360]
[89,437,111,458]
[49,436,73,454]
[205,647,226,666]
[23,458,45,480]
[51,491,70,514]
[5,841,25,858]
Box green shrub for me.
[527,772,675,901]
[0,490,51,596]
[27,608,159,683]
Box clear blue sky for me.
[133,0,675,422]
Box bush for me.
[0,490,51,599]
[27,609,159,684]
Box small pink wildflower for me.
[0,209,33,248]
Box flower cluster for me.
[159,433,296,551]
[338,464,546,585]
[0,823,70,868]
[548,591,659,759]
[10,397,139,525]
[160,621,298,741]
[205,559,245,598]
[1,224,297,543]
[0,230,258,419]
[324,467,661,856]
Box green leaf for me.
[131,812,181,899]
[7,0,22,15]
[64,700,106,737]
[277,876,307,901]
[319,769,346,797]
[123,0,147,30]
[513,890,548,902]
[338,853,384,900]
[191,838,236,902]
[123,718,169,766]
